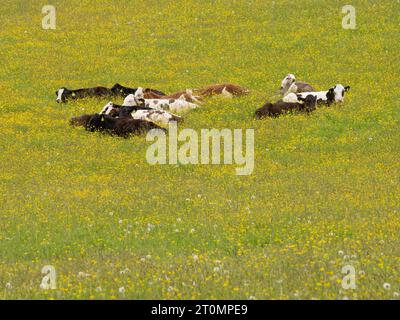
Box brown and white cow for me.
[197,83,250,97]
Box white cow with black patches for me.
[132,109,182,125]
[100,100,181,125]
[283,84,350,106]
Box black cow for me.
[56,87,114,103]
[255,95,317,118]
[86,114,166,138]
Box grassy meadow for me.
[0,0,399,299]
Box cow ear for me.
[345,86,350,92]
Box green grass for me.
[0,0,399,299]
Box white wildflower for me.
[383,283,391,290]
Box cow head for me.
[280,74,296,94]
[134,87,145,105]
[100,102,120,117]
[331,84,351,103]
[55,87,73,103]
[123,90,145,107]
[100,102,114,114]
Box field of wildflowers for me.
[0,0,399,299]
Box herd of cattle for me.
[59,74,350,138]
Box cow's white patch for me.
[144,98,198,113]
[56,88,64,102]
[123,94,139,106]
[333,84,346,102]
[132,109,181,125]
[281,74,296,94]
[184,89,202,103]
[282,93,300,103]
[286,83,298,95]
[297,90,329,102]
[122,88,146,106]
[221,87,233,98]
[100,102,114,115]
[135,87,145,100]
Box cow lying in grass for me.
[280,74,315,96]
[283,84,350,105]
[101,102,182,125]
[86,113,165,138]
[124,88,199,113]
[255,95,317,118]
[131,109,182,125]
[197,83,250,97]
[144,96,198,113]
[56,86,113,103]
[111,83,166,98]
[70,93,149,128]
[56,84,166,103]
